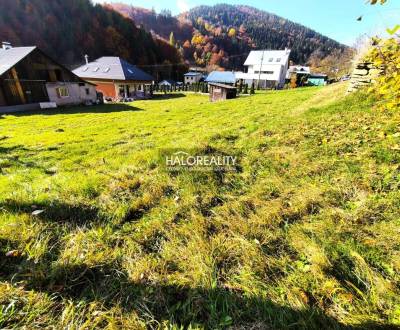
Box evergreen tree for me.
[250,82,255,95]
[238,80,243,94]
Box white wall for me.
[184,75,201,85]
[46,82,97,106]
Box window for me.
[103,67,110,73]
[93,67,99,72]
[268,58,273,62]
[56,87,69,98]
[276,58,281,63]
[85,88,90,95]
[254,71,274,75]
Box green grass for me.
[0,85,399,329]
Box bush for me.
[364,38,400,110]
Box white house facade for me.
[236,49,291,89]
[184,72,202,85]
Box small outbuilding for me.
[208,83,237,102]
[308,74,328,86]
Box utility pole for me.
[257,50,265,89]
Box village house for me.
[0,42,97,112]
[236,49,291,89]
[205,71,236,85]
[286,65,311,87]
[73,56,154,101]
[184,72,203,85]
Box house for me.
[236,49,291,89]
[286,65,310,79]
[0,42,97,112]
[308,73,328,86]
[208,83,237,102]
[286,65,311,87]
[184,72,202,85]
[205,71,236,85]
[159,79,176,87]
[73,56,154,100]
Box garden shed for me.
[208,83,237,102]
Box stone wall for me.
[347,61,384,93]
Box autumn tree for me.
[169,32,176,47]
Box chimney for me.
[84,54,89,65]
[2,42,12,50]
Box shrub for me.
[364,38,400,110]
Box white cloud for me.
[176,0,190,13]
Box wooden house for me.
[208,83,237,102]
[0,43,97,112]
[73,56,154,101]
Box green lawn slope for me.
[0,84,399,329]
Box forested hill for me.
[0,0,182,69]
[111,3,348,70]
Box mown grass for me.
[0,85,399,329]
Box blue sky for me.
[94,0,400,46]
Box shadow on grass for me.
[0,256,394,329]
[0,103,143,117]
[151,93,187,100]
[0,200,101,226]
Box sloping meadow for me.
[0,86,399,329]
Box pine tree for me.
[238,80,243,94]
[250,82,255,95]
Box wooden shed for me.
[208,83,237,102]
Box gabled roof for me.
[205,71,236,84]
[244,49,291,66]
[73,57,154,82]
[159,79,176,85]
[0,46,36,76]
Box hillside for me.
[110,3,349,70]
[1,86,400,328]
[0,0,182,69]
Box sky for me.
[93,0,400,46]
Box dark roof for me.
[73,57,154,82]
[0,46,36,76]
[205,71,236,84]
[208,83,237,90]
[0,46,95,85]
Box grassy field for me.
[0,85,399,329]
